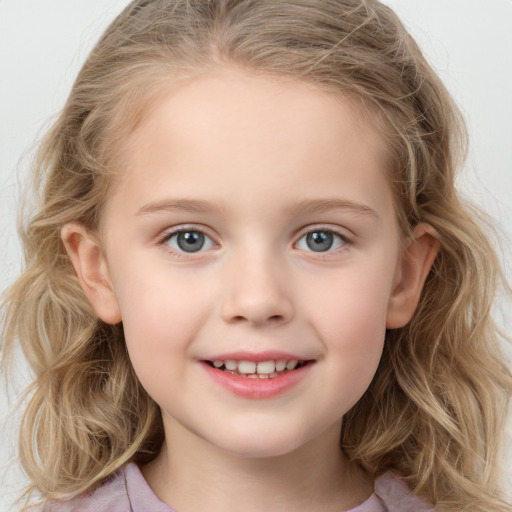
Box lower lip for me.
[201,362,313,400]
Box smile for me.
[205,359,308,379]
[201,356,315,399]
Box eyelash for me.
[157,225,352,258]
[158,226,217,259]
[295,225,352,256]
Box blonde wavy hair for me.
[2,0,511,510]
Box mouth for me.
[203,359,312,379]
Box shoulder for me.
[40,463,174,512]
[40,466,131,512]
[373,472,434,512]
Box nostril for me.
[228,313,285,324]
[221,293,294,326]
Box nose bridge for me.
[220,238,294,326]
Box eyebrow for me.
[136,199,223,216]
[286,198,379,218]
[136,197,378,218]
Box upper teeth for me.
[212,359,299,374]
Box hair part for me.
[2,1,511,510]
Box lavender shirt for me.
[43,463,433,511]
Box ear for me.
[386,224,440,329]
[61,223,122,324]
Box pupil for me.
[177,231,205,252]
[306,231,333,252]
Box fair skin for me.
[63,70,438,512]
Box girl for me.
[2,0,511,511]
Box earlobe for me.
[386,224,440,329]
[61,223,122,325]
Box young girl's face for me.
[68,70,435,459]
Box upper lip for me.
[201,350,314,362]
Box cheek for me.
[305,263,395,392]
[112,273,206,378]
[308,259,395,335]
[327,301,386,391]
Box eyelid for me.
[159,224,212,241]
[295,224,353,241]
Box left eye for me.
[296,230,346,253]
[164,230,215,253]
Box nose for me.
[220,251,295,327]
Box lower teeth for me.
[223,369,287,379]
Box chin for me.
[210,427,308,460]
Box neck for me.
[142,419,373,512]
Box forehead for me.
[106,70,394,221]
[128,70,384,156]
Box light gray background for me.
[1,1,511,509]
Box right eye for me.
[163,229,215,253]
